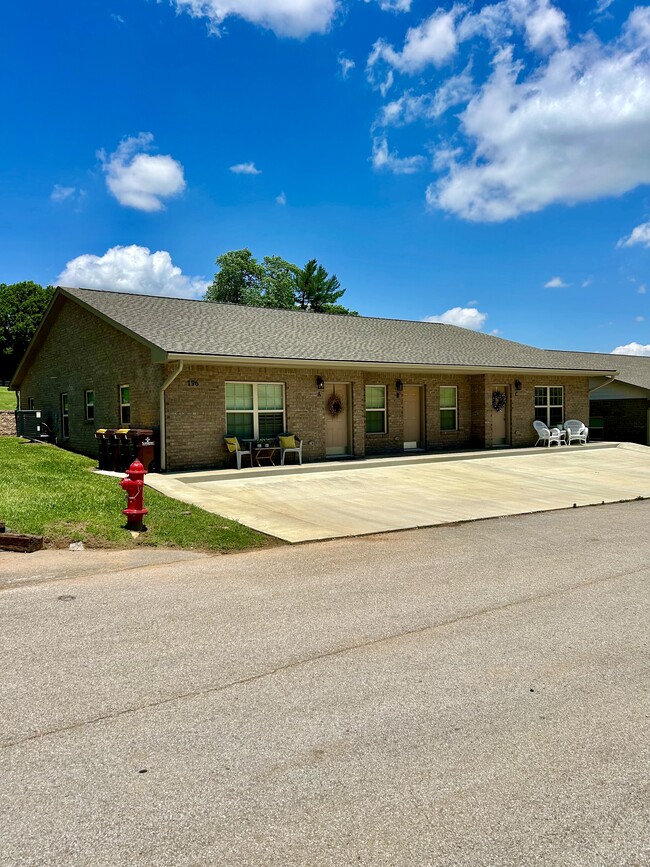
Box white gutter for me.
[159,360,183,471]
[589,374,618,395]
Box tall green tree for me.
[293,259,357,314]
[260,256,299,309]
[0,281,54,382]
[204,249,265,306]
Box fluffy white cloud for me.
[427,17,650,222]
[99,133,186,212]
[376,69,474,126]
[618,222,650,248]
[611,342,650,356]
[544,276,569,288]
[229,161,261,174]
[57,245,208,299]
[368,9,458,84]
[367,0,412,12]
[423,306,488,330]
[170,0,338,37]
[371,136,425,173]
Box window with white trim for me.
[534,386,563,427]
[27,397,35,410]
[60,393,69,438]
[119,385,131,425]
[365,385,387,434]
[440,386,457,431]
[84,389,95,422]
[225,382,285,440]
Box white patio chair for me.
[533,420,561,447]
[564,420,588,445]
[278,433,303,465]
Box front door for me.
[403,385,423,449]
[324,382,351,456]
[491,384,510,446]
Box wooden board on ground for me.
[0,533,44,553]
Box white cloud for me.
[611,342,650,356]
[57,245,208,299]
[376,69,474,127]
[423,306,488,330]
[371,136,426,174]
[639,284,647,294]
[368,9,458,83]
[467,298,478,306]
[170,0,338,38]
[367,0,412,11]
[635,315,645,322]
[99,133,186,212]
[338,54,355,78]
[50,185,76,203]
[427,14,650,222]
[618,221,650,248]
[276,191,287,205]
[229,161,261,175]
[544,276,569,288]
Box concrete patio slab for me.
[146,442,650,543]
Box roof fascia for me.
[9,290,64,389]
[165,353,618,377]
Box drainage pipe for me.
[159,360,183,472]
[588,375,617,395]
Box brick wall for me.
[164,364,592,470]
[20,299,162,458]
[0,411,16,436]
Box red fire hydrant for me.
[119,459,148,531]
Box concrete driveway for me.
[1,502,649,866]
[146,442,650,542]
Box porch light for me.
[396,379,404,396]
[515,379,522,391]
[316,376,325,391]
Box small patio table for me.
[244,441,280,466]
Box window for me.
[27,398,35,410]
[60,393,69,438]
[440,386,457,431]
[365,385,387,434]
[225,382,284,440]
[84,390,95,422]
[119,385,131,425]
[534,386,563,427]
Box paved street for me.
[1,502,649,866]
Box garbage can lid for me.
[115,428,130,435]
[95,428,108,435]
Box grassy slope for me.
[0,438,274,552]
[0,388,16,410]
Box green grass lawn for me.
[0,438,275,552]
[0,387,16,410]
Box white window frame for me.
[84,389,95,422]
[27,397,35,410]
[534,385,563,427]
[225,381,285,441]
[440,385,458,432]
[60,393,69,439]
[119,385,131,426]
[365,385,387,435]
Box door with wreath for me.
[324,382,351,456]
[491,385,510,446]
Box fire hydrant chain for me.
[119,460,148,532]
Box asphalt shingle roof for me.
[62,286,618,373]
[542,349,650,391]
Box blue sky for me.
[3,0,650,353]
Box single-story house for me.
[543,350,650,445]
[10,286,619,471]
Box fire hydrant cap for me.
[126,459,146,478]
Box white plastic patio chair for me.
[564,419,588,445]
[533,420,562,447]
[278,433,303,466]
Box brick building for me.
[10,287,618,471]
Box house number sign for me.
[187,379,199,387]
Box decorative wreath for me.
[327,392,344,417]
[492,390,507,412]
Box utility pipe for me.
[158,360,183,471]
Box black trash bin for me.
[94,428,111,470]
[128,429,157,472]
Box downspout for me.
[159,360,183,472]
[588,374,617,395]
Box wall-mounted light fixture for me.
[316,375,325,392]
[396,379,404,397]
[514,379,522,391]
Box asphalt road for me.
[1,502,649,866]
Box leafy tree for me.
[293,259,357,314]
[204,249,264,306]
[0,281,54,382]
[204,249,357,315]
